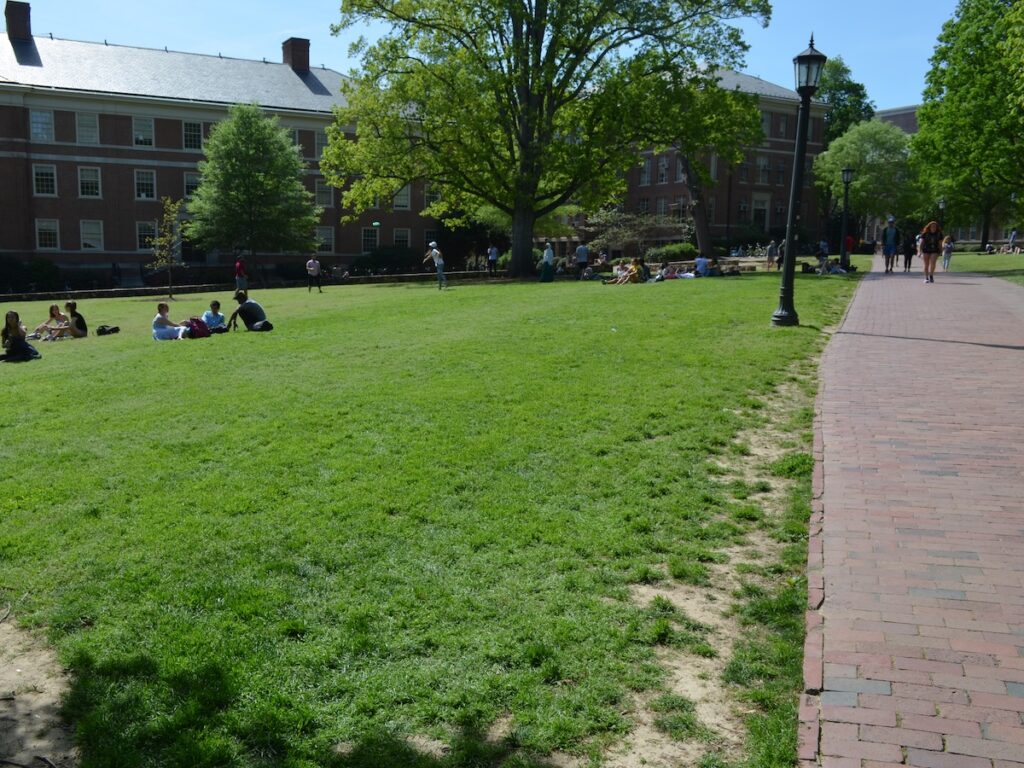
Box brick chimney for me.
[282,37,309,73]
[5,1,32,41]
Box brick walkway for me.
[801,256,1024,768]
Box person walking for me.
[487,244,499,276]
[919,221,943,283]
[574,242,589,279]
[423,241,447,289]
[766,240,778,270]
[881,217,900,274]
[539,241,555,282]
[306,255,323,293]
[901,231,917,273]
[941,235,954,271]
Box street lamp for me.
[773,36,827,327]
[840,167,854,269]
[938,198,946,229]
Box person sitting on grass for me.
[603,257,642,285]
[1,311,40,362]
[48,301,88,339]
[202,300,229,334]
[227,291,274,332]
[152,302,190,340]
[30,304,68,340]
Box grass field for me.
[949,252,1024,286]
[1,272,859,767]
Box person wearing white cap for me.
[881,216,900,273]
[423,240,447,289]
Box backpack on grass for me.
[186,318,211,339]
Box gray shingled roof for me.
[0,36,349,113]
[713,69,799,101]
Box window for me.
[778,115,788,138]
[657,156,668,184]
[394,228,411,248]
[656,197,668,216]
[393,184,411,210]
[638,197,650,214]
[183,121,203,150]
[776,162,786,186]
[738,199,749,219]
[709,154,718,181]
[184,172,201,198]
[79,167,101,198]
[761,111,771,136]
[739,161,749,183]
[315,179,333,207]
[133,117,154,147]
[639,158,651,186]
[676,156,686,183]
[316,226,334,253]
[424,230,437,249]
[80,220,104,250]
[361,226,379,253]
[35,219,59,249]
[33,164,57,196]
[674,196,687,222]
[76,113,99,144]
[315,130,328,159]
[30,110,54,142]
[136,221,156,250]
[757,157,771,185]
[424,184,441,206]
[135,169,156,199]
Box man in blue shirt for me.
[882,217,900,273]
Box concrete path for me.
[801,256,1024,768]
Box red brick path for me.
[802,256,1024,768]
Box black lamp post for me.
[840,167,854,269]
[938,198,946,229]
[773,36,827,327]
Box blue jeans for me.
[435,263,446,288]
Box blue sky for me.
[14,0,959,110]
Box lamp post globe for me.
[938,198,946,229]
[772,36,827,327]
[840,167,854,269]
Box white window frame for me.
[424,184,441,207]
[656,197,668,216]
[316,226,334,253]
[76,112,99,144]
[361,227,380,253]
[136,221,156,251]
[638,197,650,214]
[133,116,154,147]
[778,115,788,138]
[757,156,771,185]
[639,158,652,186]
[183,121,203,151]
[709,154,718,182]
[78,166,102,198]
[315,130,328,159]
[30,110,54,142]
[675,156,685,183]
[135,169,157,200]
[393,228,411,248]
[35,219,60,249]
[80,220,104,250]
[656,156,668,184]
[393,183,411,210]
[33,164,57,197]
[184,172,201,198]
[315,179,333,208]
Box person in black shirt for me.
[919,221,943,284]
[227,291,274,332]
[51,301,88,338]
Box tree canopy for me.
[186,104,322,263]
[322,0,770,275]
[814,120,918,222]
[816,57,875,148]
[912,0,1021,243]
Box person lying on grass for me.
[227,291,274,332]
[152,302,190,341]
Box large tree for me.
[816,57,875,148]
[322,0,770,276]
[912,0,1021,247]
[813,120,919,226]
[186,104,322,274]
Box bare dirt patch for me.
[0,612,78,768]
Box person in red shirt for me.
[235,254,248,298]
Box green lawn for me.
[1,273,857,767]
[949,252,1024,286]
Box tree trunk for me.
[980,208,991,250]
[681,156,714,259]
[509,207,537,278]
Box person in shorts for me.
[235,254,249,297]
[881,217,900,273]
[306,256,323,293]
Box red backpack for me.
[187,317,211,339]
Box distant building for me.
[0,0,436,288]
[876,105,919,135]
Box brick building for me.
[0,0,437,288]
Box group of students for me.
[879,218,953,282]
[1,301,89,363]
[153,291,273,340]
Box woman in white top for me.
[152,302,188,340]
